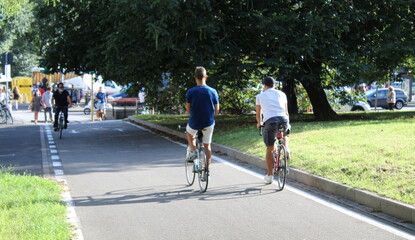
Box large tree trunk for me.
[282,79,299,115]
[299,60,339,121]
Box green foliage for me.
[34,0,415,120]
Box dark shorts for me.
[263,116,289,147]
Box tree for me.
[36,1,414,119]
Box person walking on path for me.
[12,87,20,110]
[95,87,107,120]
[29,90,42,124]
[387,86,396,111]
[185,66,220,172]
[41,87,53,122]
[52,83,71,131]
[256,76,290,184]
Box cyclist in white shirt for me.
[256,76,290,184]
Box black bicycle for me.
[55,107,67,139]
[185,130,209,193]
[259,124,288,191]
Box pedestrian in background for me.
[29,90,42,124]
[0,88,6,103]
[12,87,20,110]
[41,87,53,122]
[95,87,107,120]
[387,86,396,111]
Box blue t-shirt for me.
[186,85,219,130]
[96,92,106,103]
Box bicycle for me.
[0,101,13,124]
[259,124,288,191]
[185,130,209,193]
[55,107,67,139]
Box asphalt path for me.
[48,120,413,240]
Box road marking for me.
[114,128,124,132]
[0,154,15,157]
[126,121,415,239]
[70,130,80,134]
[41,126,84,240]
[52,161,62,167]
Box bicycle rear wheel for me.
[185,147,195,186]
[197,147,209,193]
[274,145,287,191]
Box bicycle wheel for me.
[59,116,63,139]
[274,145,287,191]
[6,111,13,124]
[197,147,209,193]
[185,147,195,186]
[0,109,6,124]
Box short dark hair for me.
[194,67,207,80]
[57,82,64,88]
[262,76,275,87]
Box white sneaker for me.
[186,150,198,161]
[264,175,273,184]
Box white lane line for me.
[0,153,15,157]
[126,121,415,239]
[43,126,84,240]
[52,161,62,167]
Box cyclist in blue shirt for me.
[186,67,220,169]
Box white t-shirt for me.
[41,91,53,108]
[255,88,287,123]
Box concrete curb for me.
[128,116,415,224]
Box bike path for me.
[51,121,414,240]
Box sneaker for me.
[54,127,59,132]
[264,175,273,184]
[186,150,198,162]
[200,172,210,182]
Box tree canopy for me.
[35,0,414,120]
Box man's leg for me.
[186,132,196,152]
[53,108,60,128]
[63,108,68,128]
[266,146,275,175]
[203,143,212,166]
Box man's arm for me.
[67,95,72,106]
[214,104,219,116]
[256,105,262,129]
[186,103,191,114]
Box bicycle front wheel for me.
[0,109,6,123]
[59,117,63,139]
[197,147,209,193]
[185,147,195,186]
[6,111,13,124]
[274,145,287,191]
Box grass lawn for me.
[134,111,415,205]
[0,170,72,240]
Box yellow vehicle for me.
[12,77,33,102]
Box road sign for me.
[1,52,14,65]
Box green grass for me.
[134,111,415,205]
[0,169,72,240]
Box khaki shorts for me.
[186,124,215,144]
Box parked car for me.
[107,91,139,106]
[365,88,408,109]
[350,101,371,111]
